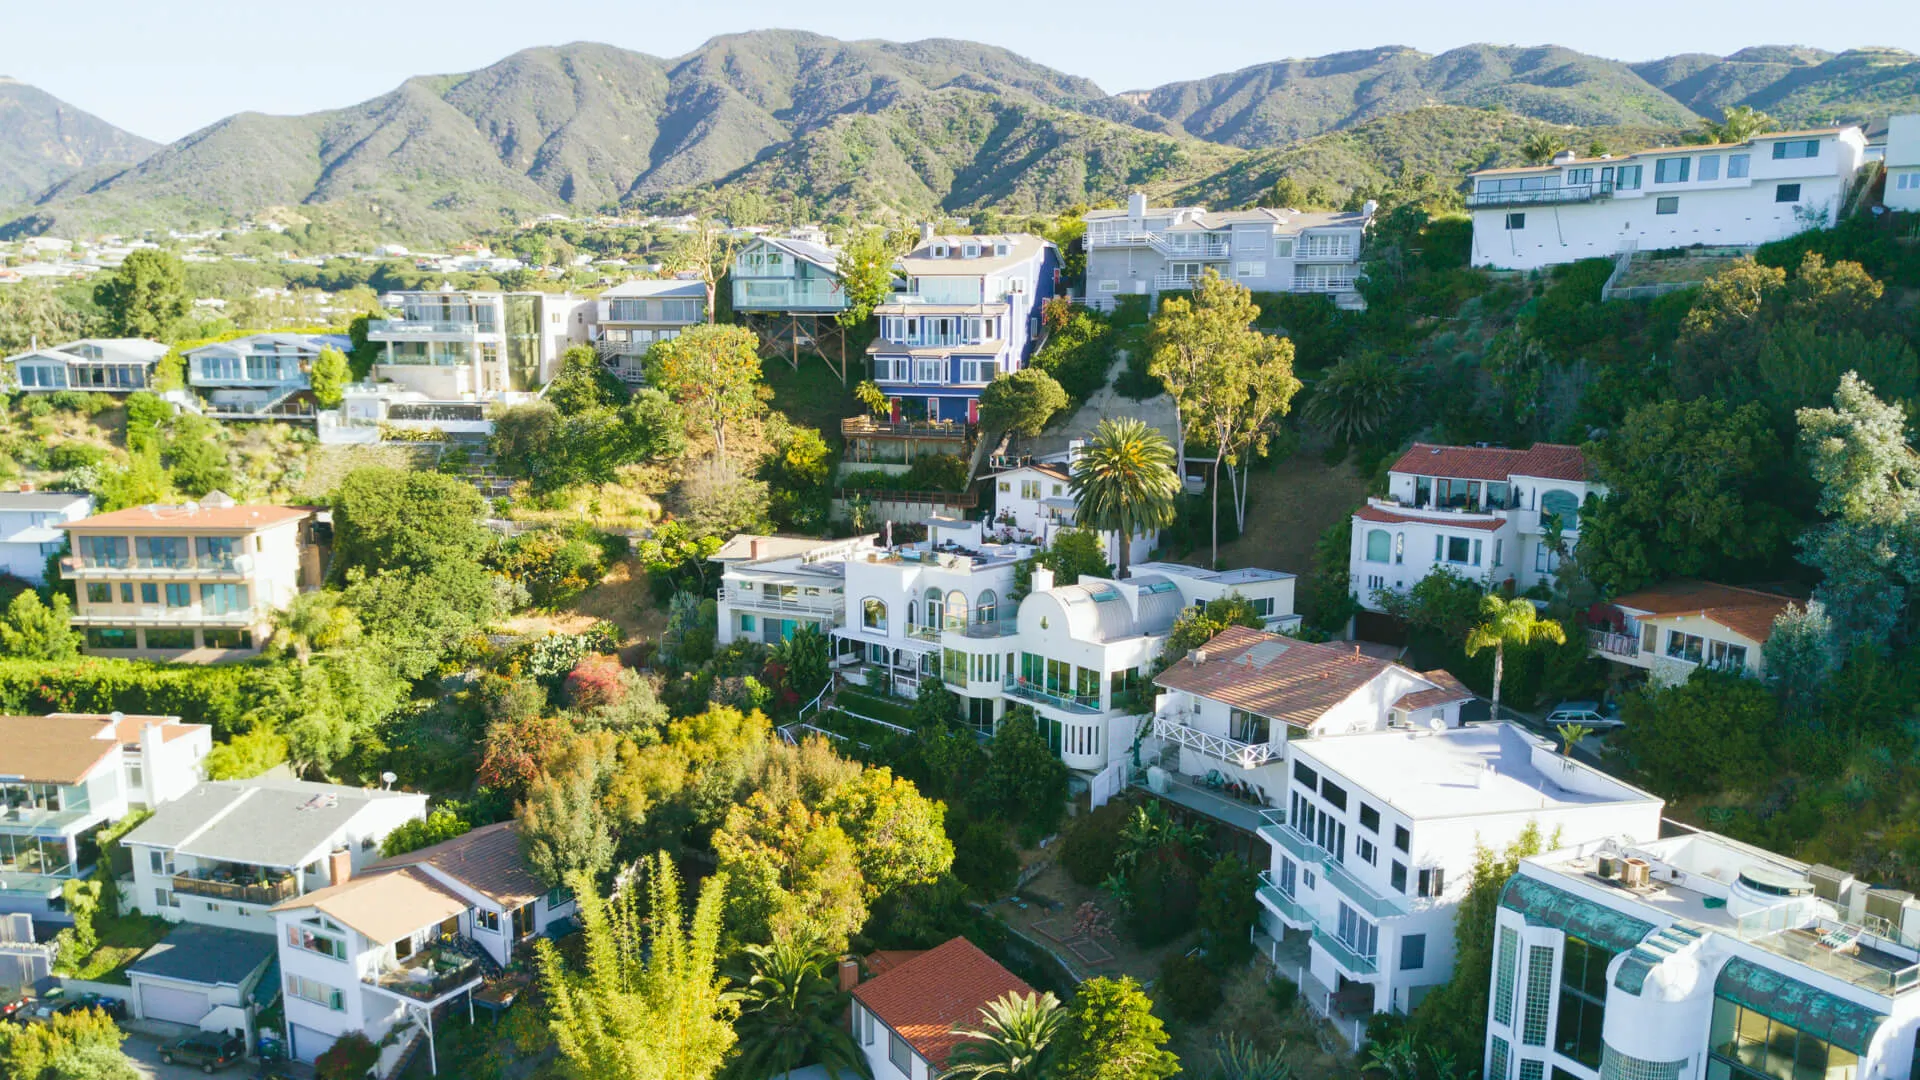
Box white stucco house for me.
[1881,113,1920,212]
[0,490,93,583]
[1352,443,1601,613]
[1467,126,1869,270]
[988,458,1156,567]
[1586,579,1794,686]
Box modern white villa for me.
[184,332,351,421]
[988,457,1157,566]
[1351,443,1600,614]
[592,278,705,385]
[1467,126,1870,270]
[1083,193,1374,311]
[1484,829,1920,1080]
[4,338,170,393]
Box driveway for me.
[125,1032,219,1080]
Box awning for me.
[1498,874,1656,953]
[1716,956,1888,1055]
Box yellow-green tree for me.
[646,324,767,463]
[537,855,736,1080]
[310,347,351,407]
[1464,594,1566,716]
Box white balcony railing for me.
[1151,714,1276,769]
[1588,629,1640,658]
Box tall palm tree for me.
[727,938,870,1080]
[1464,594,1567,717]
[1704,105,1776,144]
[945,991,1064,1080]
[1520,132,1569,166]
[1069,416,1180,581]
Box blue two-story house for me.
[184,333,352,421]
[867,229,1059,427]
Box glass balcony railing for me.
[1313,928,1379,976]
[1001,677,1102,715]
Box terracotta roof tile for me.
[64,502,310,533]
[1395,670,1475,712]
[366,821,545,909]
[850,937,1035,1069]
[1355,505,1506,532]
[1152,626,1394,730]
[1608,580,1796,644]
[1388,443,1588,483]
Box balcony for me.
[0,803,94,834]
[368,944,483,1002]
[1257,870,1314,927]
[366,319,492,338]
[1002,677,1102,715]
[840,416,970,442]
[70,608,258,628]
[946,620,1018,640]
[1152,273,1205,291]
[61,555,254,579]
[1588,629,1640,659]
[1312,928,1379,976]
[718,586,841,620]
[1154,237,1231,260]
[1291,277,1357,294]
[1151,714,1277,769]
[172,868,298,906]
[1257,817,1408,918]
[1465,182,1613,210]
[732,279,847,311]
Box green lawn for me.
[761,355,860,450]
[62,912,173,984]
[833,687,917,728]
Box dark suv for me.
[159,1032,246,1073]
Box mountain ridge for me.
[0,78,157,208]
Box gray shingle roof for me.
[121,777,424,869]
[130,924,276,987]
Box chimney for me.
[1192,648,1209,666]
[1030,567,1054,594]
[328,846,353,887]
[838,956,860,992]
[18,481,32,493]
[1552,149,1577,165]
[919,223,935,245]
[749,538,766,560]
[1127,192,1147,220]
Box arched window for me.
[1365,529,1392,563]
[862,598,888,632]
[1540,489,1580,530]
[945,590,968,631]
[1394,532,1405,565]
[976,589,999,626]
[923,587,943,631]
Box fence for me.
[1089,759,1128,809]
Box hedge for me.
[0,658,292,737]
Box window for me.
[1698,155,1721,181]
[1442,536,1473,565]
[154,888,175,909]
[165,583,190,608]
[1235,261,1266,278]
[1356,836,1378,865]
[148,850,170,874]
[1400,933,1427,971]
[1566,168,1593,185]
[1710,997,1857,1080]
[1656,196,1679,215]
[1335,902,1378,963]
[1391,861,1408,893]
[889,1030,912,1074]
[1775,183,1802,203]
[872,357,910,382]
[1707,640,1749,673]
[85,628,135,649]
[125,762,143,791]
[1556,936,1615,1068]
[1505,213,1526,230]
[1771,139,1820,160]
[199,584,248,615]
[1520,1062,1543,1080]
[1320,779,1347,811]
[1494,538,1504,567]
[1394,825,1410,852]
[286,974,345,1011]
[1490,1038,1511,1080]
[1521,944,1555,1045]
[1535,542,1561,574]
[1494,926,1520,1025]
[86,583,111,604]
[1358,804,1380,832]
[140,583,158,604]
[286,923,347,961]
[1615,165,1643,190]
[1229,709,1270,744]
[119,582,134,603]
[739,613,756,634]
[1727,153,1751,178]
[862,598,888,632]
[1540,489,1580,529]
[1365,529,1391,563]
[1294,761,1317,788]
[914,358,943,384]
[1274,239,1294,257]
[145,628,194,650]
[1654,157,1690,184]
[1098,280,1119,293]
[1665,630,1704,664]
[959,358,996,383]
[1417,866,1446,898]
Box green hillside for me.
[0,76,156,207]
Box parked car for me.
[0,992,25,1024]
[1545,700,1623,731]
[18,994,88,1024]
[159,1032,247,1073]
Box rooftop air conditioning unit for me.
[1621,858,1652,889]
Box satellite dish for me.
[1428,716,1447,733]
[380,771,397,790]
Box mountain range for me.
[3,32,1917,241]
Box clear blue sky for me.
[6,0,1918,143]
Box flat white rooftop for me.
[1294,722,1657,820]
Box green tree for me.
[981,710,1070,837]
[1149,270,1301,565]
[1304,351,1408,444]
[519,759,617,887]
[1018,528,1112,593]
[1764,601,1839,717]
[1579,398,1793,593]
[95,447,173,511]
[713,792,867,950]
[0,283,88,355]
[0,591,80,661]
[1753,324,1918,426]
[1070,416,1179,581]
[1374,566,1485,640]
[1157,595,1265,671]
[380,806,470,857]
[945,991,1065,1080]
[538,855,737,1080]
[648,324,767,462]
[309,347,350,407]
[836,227,899,330]
[0,1007,138,1080]
[162,413,231,497]
[270,590,361,664]
[94,249,189,339]
[1196,855,1260,966]
[913,676,962,730]
[1618,672,1774,796]
[819,766,953,899]
[330,467,491,579]
[1464,594,1566,716]
[1050,976,1178,1080]
[203,730,288,780]
[727,938,868,1080]
[1703,105,1776,144]
[548,343,627,415]
[1520,132,1569,165]
[853,380,890,418]
[979,368,1068,437]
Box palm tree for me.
[1520,132,1569,166]
[1464,594,1567,718]
[945,991,1063,1080]
[270,591,361,665]
[1069,416,1180,581]
[1704,105,1776,144]
[727,938,870,1080]
[1303,352,1408,445]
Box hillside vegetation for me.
[0,76,155,207]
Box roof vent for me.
[1192,648,1209,666]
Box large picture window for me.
[1555,935,1615,1068]
[1709,997,1858,1080]
[862,598,888,632]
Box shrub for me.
[564,655,626,709]
[314,1031,380,1080]
[1127,843,1203,946]
[951,816,1020,898]
[1155,952,1223,1023]
[1267,973,1299,1012]
[46,443,107,471]
[901,453,971,492]
[46,390,114,415]
[1059,799,1131,887]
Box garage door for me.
[291,1024,337,1064]
[138,982,210,1026]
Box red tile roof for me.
[1394,670,1475,712]
[1355,505,1506,532]
[1388,443,1589,483]
[851,937,1035,1069]
[1152,625,1393,730]
[64,503,310,532]
[1608,580,1796,644]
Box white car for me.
[1544,701,1623,731]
